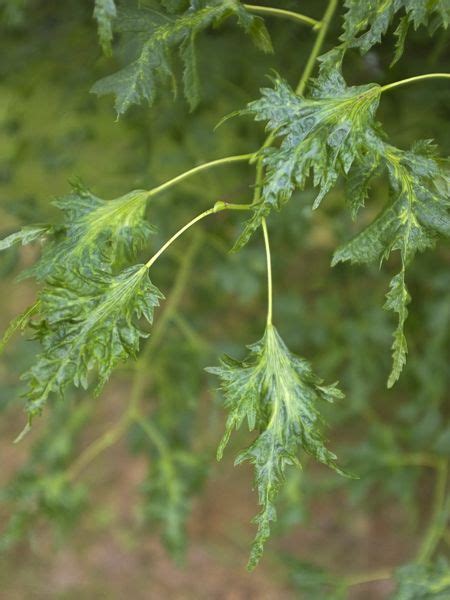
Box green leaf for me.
[23,264,163,419]
[333,142,450,385]
[234,67,383,249]
[342,0,450,58]
[391,16,410,66]
[28,180,154,280]
[392,558,450,599]
[91,0,272,116]
[93,0,117,56]
[0,224,50,251]
[384,271,411,388]
[180,32,200,111]
[207,324,346,569]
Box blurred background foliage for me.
[0,1,449,598]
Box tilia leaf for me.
[333,142,450,386]
[27,180,154,280]
[91,0,272,115]
[207,324,346,569]
[342,0,450,59]
[234,68,384,249]
[23,263,163,419]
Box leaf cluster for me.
[238,61,449,386]
[0,181,164,421]
[91,0,272,115]
[0,0,449,581]
[333,141,450,386]
[342,0,450,62]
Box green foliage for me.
[342,0,450,60]
[236,58,449,386]
[0,181,154,282]
[91,0,272,115]
[0,0,449,588]
[28,181,154,280]
[333,142,450,385]
[208,324,346,569]
[393,559,450,599]
[0,179,162,420]
[23,264,163,419]
[0,302,38,355]
[234,66,383,248]
[0,180,162,421]
[93,0,117,55]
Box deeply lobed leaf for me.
[333,142,450,385]
[0,179,160,421]
[342,0,450,61]
[91,0,272,115]
[208,324,346,569]
[23,263,164,419]
[384,272,410,388]
[1,181,155,280]
[234,68,384,249]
